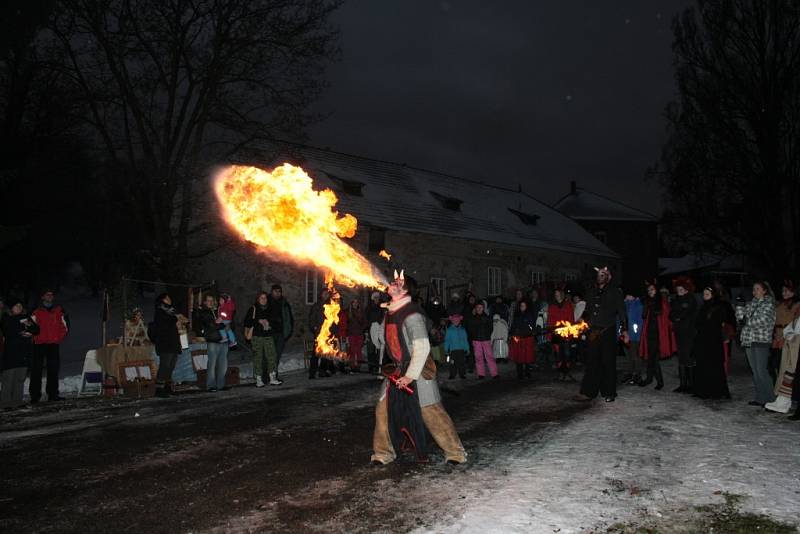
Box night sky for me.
[312,0,693,214]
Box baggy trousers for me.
[371,394,466,464]
[1,367,28,407]
[579,328,618,399]
[252,335,278,377]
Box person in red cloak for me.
[638,280,677,390]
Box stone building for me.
[198,144,618,343]
[554,181,660,292]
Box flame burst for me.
[378,249,392,261]
[215,163,388,358]
[554,320,590,339]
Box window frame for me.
[487,267,502,296]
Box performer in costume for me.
[371,270,467,465]
[574,266,628,403]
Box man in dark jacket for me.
[267,284,293,381]
[30,289,69,403]
[1,298,39,408]
[574,267,629,403]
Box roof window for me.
[508,208,540,226]
[430,191,462,211]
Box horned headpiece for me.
[594,266,611,276]
[393,269,405,282]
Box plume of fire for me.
[378,249,392,261]
[214,163,388,358]
[554,320,590,339]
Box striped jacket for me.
[737,296,776,347]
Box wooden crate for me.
[117,360,157,399]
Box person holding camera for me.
[1,298,40,408]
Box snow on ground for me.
[414,358,800,533]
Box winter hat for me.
[5,296,24,310]
[492,313,501,320]
[448,313,463,321]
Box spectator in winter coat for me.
[193,294,229,392]
[152,293,186,397]
[30,289,69,403]
[638,281,676,391]
[669,277,698,393]
[466,302,498,378]
[509,300,536,379]
[444,313,469,379]
[491,313,509,363]
[244,291,282,387]
[622,293,644,385]
[548,288,575,381]
[218,293,237,347]
[267,284,293,380]
[692,287,731,400]
[1,298,39,408]
[737,281,777,406]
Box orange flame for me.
[554,320,589,339]
[378,249,392,261]
[214,163,388,358]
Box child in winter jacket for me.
[444,314,470,379]
[218,294,237,347]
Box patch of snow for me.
[417,358,800,533]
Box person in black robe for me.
[692,287,731,400]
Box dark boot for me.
[638,372,653,387]
[789,408,800,421]
[683,366,694,394]
[654,365,664,390]
[673,366,686,393]
[627,373,642,385]
[516,363,524,380]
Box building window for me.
[368,226,386,253]
[562,270,579,282]
[593,231,608,244]
[531,271,546,286]
[488,267,502,296]
[305,270,319,305]
[430,277,446,299]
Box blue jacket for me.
[625,298,643,342]
[444,324,470,353]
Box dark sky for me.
[311,0,694,214]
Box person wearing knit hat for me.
[30,289,69,403]
[670,276,698,393]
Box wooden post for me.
[121,278,128,347]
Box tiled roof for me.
[244,141,618,258]
[553,187,659,222]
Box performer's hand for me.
[396,375,413,389]
[621,331,630,344]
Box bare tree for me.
[658,0,800,279]
[49,0,341,280]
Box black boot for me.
[654,366,664,390]
[684,366,694,394]
[516,363,524,380]
[673,366,686,393]
[639,373,653,387]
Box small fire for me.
[554,320,590,339]
[378,249,392,261]
[215,163,388,358]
